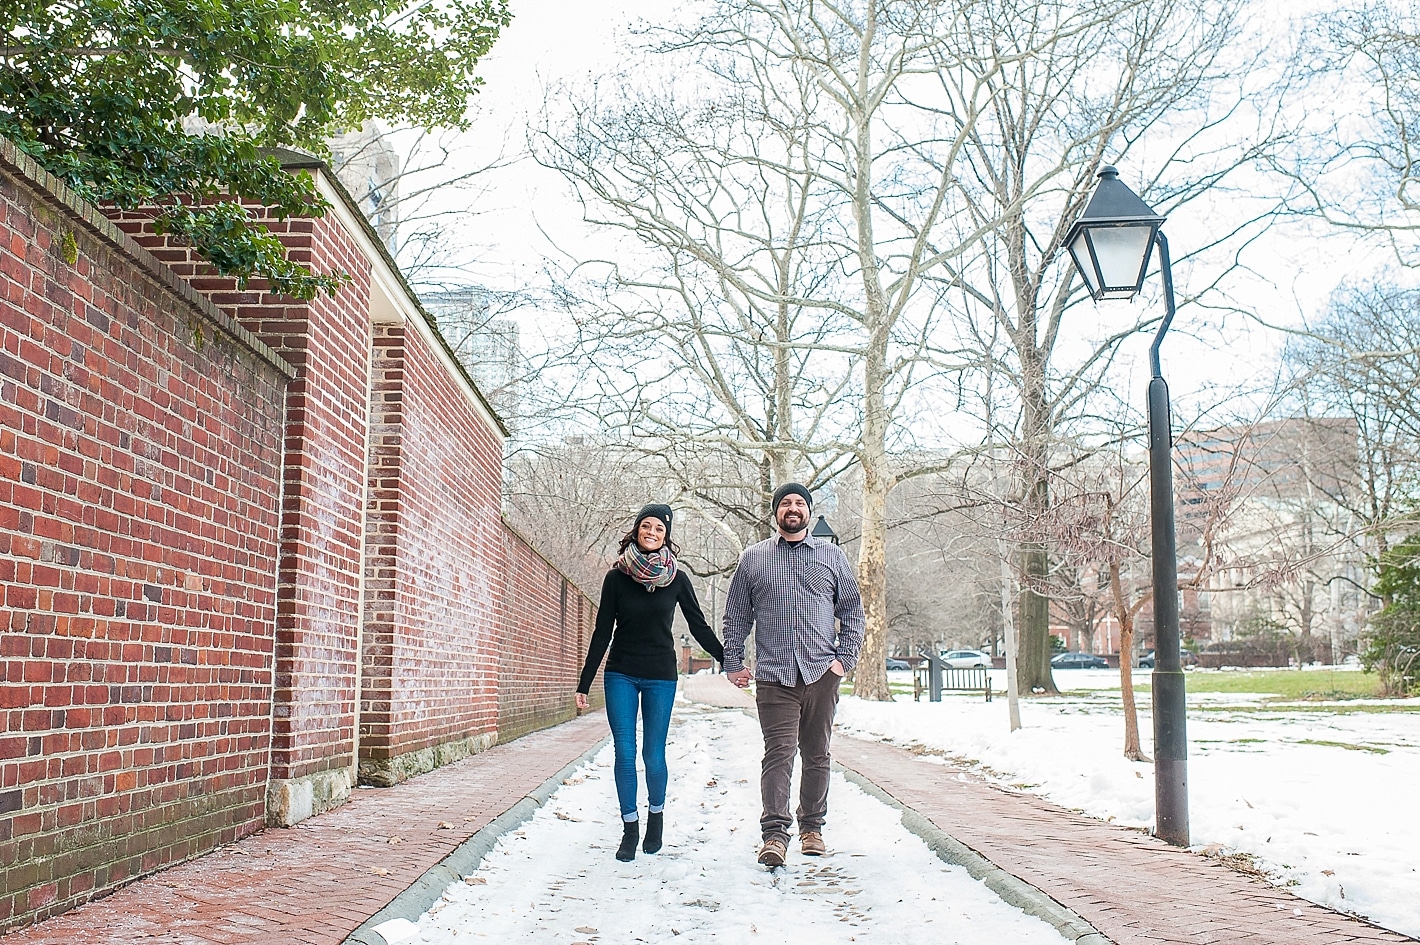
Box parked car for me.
[1137,649,1198,669]
[940,649,993,669]
[1050,651,1109,669]
[886,658,912,671]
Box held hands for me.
[575,692,589,710]
[727,667,752,689]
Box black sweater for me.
[577,569,725,693]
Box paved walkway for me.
[682,674,1412,945]
[6,681,1413,945]
[1,714,608,945]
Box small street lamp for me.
[811,515,839,545]
[680,634,692,676]
[1064,165,1188,847]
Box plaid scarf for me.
[616,543,678,591]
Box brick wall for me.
[112,207,374,823]
[0,143,598,933]
[0,143,291,928]
[233,215,372,813]
[495,524,593,742]
[357,320,503,784]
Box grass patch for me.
[1134,668,1383,700]
[1192,701,1420,715]
[1296,738,1389,754]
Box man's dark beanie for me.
[633,503,673,542]
[771,483,813,512]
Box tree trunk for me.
[1015,468,1059,695]
[1014,323,1058,694]
[1298,579,1315,664]
[1016,542,1057,695]
[854,462,892,700]
[1001,548,1022,731]
[852,296,892,700]
[847,38,894,703]
[1110,561,1150,762]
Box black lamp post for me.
[1064,165,1188,847]
[811,515,839,545]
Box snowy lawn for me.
[843,667,1420,938]
[401,705,1070,945]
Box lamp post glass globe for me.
[1063,165,1165,302]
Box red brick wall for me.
[358,320,594,765]
[358,322,503,781]
[238,216,372,787]
[495,525,593,741]
[0,144,290,928]
[113,210,373,793]
[1,144,598,931]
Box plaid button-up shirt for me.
[721,533,865,686]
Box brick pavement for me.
[681,674,1413,945]
[0,714,608,945]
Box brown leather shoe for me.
[799,831,826,856]
[757,838,787,867]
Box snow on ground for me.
[839,669,1420,938]
[404,704,1069,945]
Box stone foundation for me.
[357,732,498,788]
[266,767,356,827]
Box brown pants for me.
[755,671,840,843]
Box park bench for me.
[913,652,993,702]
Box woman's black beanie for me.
[634,503,673,543]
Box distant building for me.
[1171,417,1370,661]
[329,123,401,254]
[421,288,520,421]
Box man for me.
[722,483,865,868]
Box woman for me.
[576,503,724,862]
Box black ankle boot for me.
[643,811,663,854]
[616,820,639,861]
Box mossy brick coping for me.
[0,135,295,381]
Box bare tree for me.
[1293,4,1420,260]
[924,0,1298,695]
[329,122,518,287]
[537,0,1208,700]
[1287,278,1420,558]
[1279,277,1420,663]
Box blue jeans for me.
[603,671,677,821]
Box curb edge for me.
[341,734,612,945]
[834,762,1110,945]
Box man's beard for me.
[777,510,807,533]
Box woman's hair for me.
[617,525,681,558]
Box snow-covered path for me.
[404,705,1069,945]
